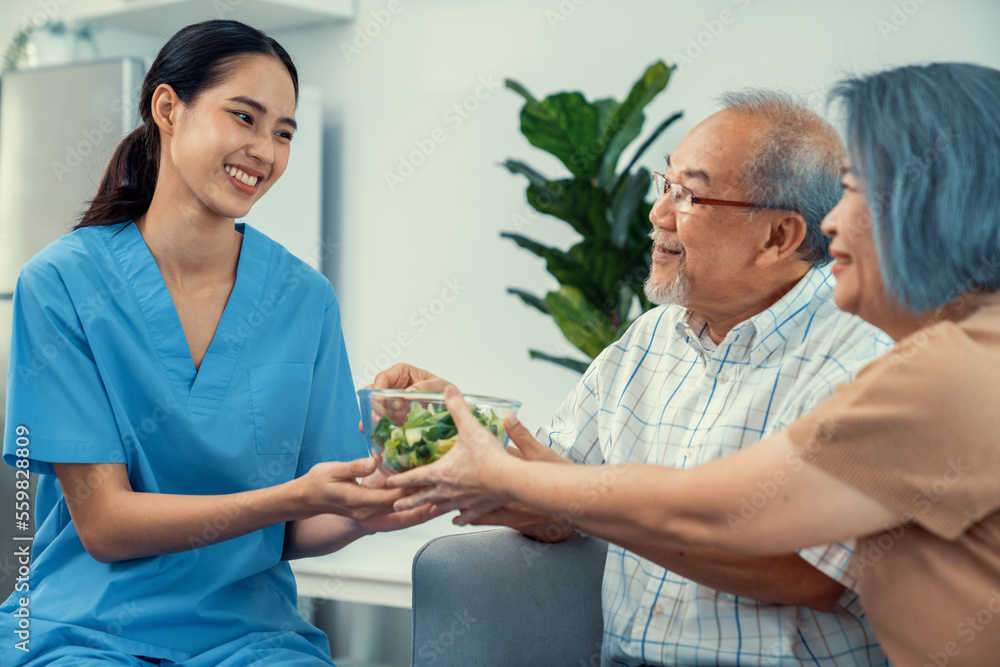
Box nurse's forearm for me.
[282,515,365,561]
[116,485,308,561]
[54,460,398,563]
[55,462,306,563]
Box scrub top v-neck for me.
[120,218,263,407]
[1,221,367,661]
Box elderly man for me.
[380,91,892,666]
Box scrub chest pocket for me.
[248,363,315,455]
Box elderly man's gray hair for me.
[717,89,845,265]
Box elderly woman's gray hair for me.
[832,62,1000,313]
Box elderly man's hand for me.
[504,415,570,465]
[385,385,515,523]
[469,502,577,541]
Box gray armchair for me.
[411,528,608,667]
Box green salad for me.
[372,402,504,472]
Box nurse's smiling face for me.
[150,54,297,222]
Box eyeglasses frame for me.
[650,171,780,211]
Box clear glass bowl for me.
[357,389,521,474]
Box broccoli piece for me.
[370,400,507,472]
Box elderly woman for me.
[388,62,1000,665]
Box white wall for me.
[3,0,1000,430]
[272,0,1000,429]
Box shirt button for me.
[653,605,664,617]
[752,349,764,362]
[717,372,729,384]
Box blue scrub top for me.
[0,221,367,660]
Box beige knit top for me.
[785,292,1000,666]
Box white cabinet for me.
[65,0,353,35]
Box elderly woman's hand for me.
[385,385,517,523]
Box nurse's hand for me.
[385,386,515,524]
[357,503,444,535]
[297,457,410,521]
[355,466,445,534]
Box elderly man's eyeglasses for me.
[651,172,775,213]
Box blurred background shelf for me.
[64,0,353,36]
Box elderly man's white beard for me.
[645,228,690,306]
[644,266,690,306]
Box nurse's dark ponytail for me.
[77,20,298,229]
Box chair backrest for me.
[411,528,608,667]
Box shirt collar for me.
[670,263,836,365]
[744,263,835,365]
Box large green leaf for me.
[507,80,602,180]
[627,201,656,250]
[506,288,550,315]
[566,238,625,309]
[614,111,683,193]
[500,233,603,304]
[503,162,605,238]
[608,167,651,248]
[501,159,550,190]
[528,350,591,374]
[593,98,618,137]
[500,232,570,264]
[526,179,608,239]
[545,286,618,359]
[564,236,637,308]
[597,62,675,187]
[505,79,539,105]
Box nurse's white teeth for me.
[224,165,258,187]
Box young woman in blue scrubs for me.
[0,20,436,665]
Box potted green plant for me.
[502,61,682,373]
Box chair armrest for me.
[411,528,608,666]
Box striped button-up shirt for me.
[540,265,894,666]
